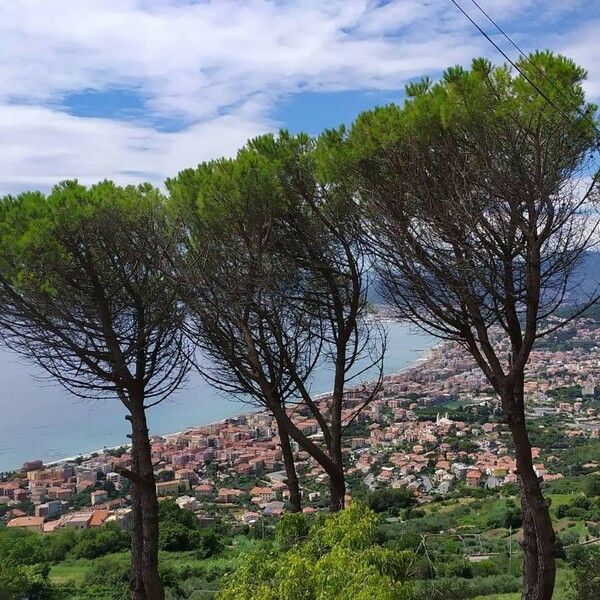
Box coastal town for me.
[2,314,600,533]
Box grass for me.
[548,493,579,514]
[49,560,91,586]
[49,552,130,585]
[472,566,575,599]
[425,497,477,514]
[48,549,239,588]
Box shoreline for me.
[2,327,437,474]
[41,347,435,471]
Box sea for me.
[0,321,433,472]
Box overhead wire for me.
[467,0,600,140]
[448,0,600,147]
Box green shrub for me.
[219,503,416,600]
[366,488,416,516]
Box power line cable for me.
[467,0,600,139]
[448,0,599,148]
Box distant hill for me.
[368,251,600,311]
[570,251,600,306]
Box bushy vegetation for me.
[1,489,595,600]
[220,504,415,600]
[0,500,225,599]
[158,500,221,557]
[365,488,417,516]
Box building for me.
[176,495,199,511]
[89,510,110,528]
[22,460,44,472]
[156,479,190,496]
[91,490,109,505]
[194,483,214,497]
[217,488,244,503]
[7,516,45,532]
[466,470,481,488]
[35,500,67,519]
[175,469,196,482]
[106,472,122,484]
[47,487,73,501]
[58,512,93,530]
[0,482,20,499]
[106,508,133,530]
[250,487,276,504]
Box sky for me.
[0,0,599,195]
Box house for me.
[35,500,67,519]
[46,487,73,501]
[89,510,110,528]
[217,488,244,503]
[466,470,481,488]
[175,469,197,482]
[156,479,190,496]
[240,511,260,524]
[91,490,109,505]
[58,512,93,530]
[106,508,133,529]
[76,479,96,493]
[485,476,504,489]
[250,487,276,504]
[7,516,45,532]
[43,520,63,533]
[13,488,29,502]
[262,501,285,517]
[437,481,452,496]
[194,483,214,497]
[0,482,20,499]
[176,495,199,511]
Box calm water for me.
[0,322,432,472]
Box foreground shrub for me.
[219,503,415,600]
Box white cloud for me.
[0,102,271,194]
[560,23,600,98]
[0,0,598,193]
[0,1,479,118]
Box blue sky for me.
[0,0,598,193]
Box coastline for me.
[1,322,435,473]
[41,345,436,471]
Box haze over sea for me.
[0,322,432,472]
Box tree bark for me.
[268,400,346,513]
[329,469,346,512]
[504,382,556,600]
[329,400,345,512]
[129,401,165,600]
[129,451,146,600]
[277,425,302,512]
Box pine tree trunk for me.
[329,384,345,512]
[504,381,556,600]
[277,425,302,512]
[267,399,344,512]
[129,401,165,600]
[129,451,146,600]
[329,470,346,512]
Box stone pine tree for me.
[167,149,319,512]
[168,131,385,512]
[258,130,386,511]
[0,181,190,600]
[350,53,599,599]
